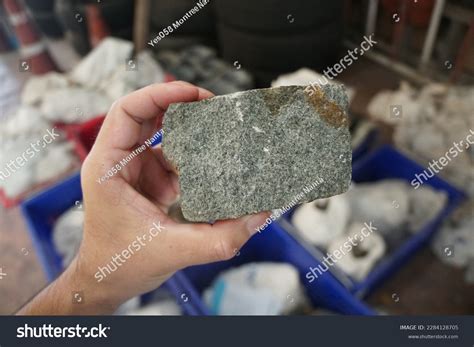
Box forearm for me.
[16,257,121,315]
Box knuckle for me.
[213,238,236,261]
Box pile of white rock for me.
[367,82,474,196]
[0,107,76,197]
[0,38,165,198]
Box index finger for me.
[94,81,213,152]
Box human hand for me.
[18,81,269,315]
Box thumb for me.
[172,212,271,268]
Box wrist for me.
[65,251,125,314]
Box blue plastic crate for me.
[20,172,202,315]
[183,221,375,315]
[350,145,465,296]
[352,128,378,163]
[282,145,466,298]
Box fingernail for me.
[246,212,271,235]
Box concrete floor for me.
[0,49,472,315]
[0,206,46,314]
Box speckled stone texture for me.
[162,85,352,221]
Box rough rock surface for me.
[163,85,352,221]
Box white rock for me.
[101,50,165,101]
[328,222,386,281]
[272,68,327,87]
[114,297,142,315]
[431,206,474,267]
[407,185,447,231]
[0,165,35,197]
[53,205,84,267]
[0,137,40,196]
[22,72,70,106]
[345,180,410,234]
[369,82,474,196]
[35,142,75,182]
[367,81,420,125]
[40,87,112,123]
[125,300,182,316]
[69,37,133,89]
[203,262,308,315]
[291,195,350,248]
[1,105,51,137]
[271,68,355,103]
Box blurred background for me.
[0,0,473,316]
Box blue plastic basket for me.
[350,145,465,296]
[352,128,378,163]
[282,145,466,298]
[183,221,375,315]
[20,172,202,315]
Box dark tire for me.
[24,0,56,12]
[55,0,90,55]
[251,69,286,88]
[95,0,134,32]
[32,12,64,38]
[215,0,343,34]
[218,21,343,72]
[150,0,215,36]
[55,0,133,55]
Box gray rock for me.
[162,85,352,221]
